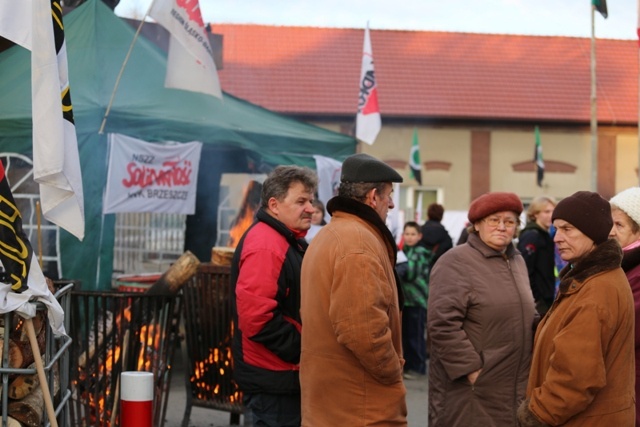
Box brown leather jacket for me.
[300,196,407,426]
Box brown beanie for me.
[468,192,523,223]
[552,191,612,244]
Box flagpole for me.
[590,4,598,192]
[98,1,156,134]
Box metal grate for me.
[112,212,186,276]
[68,290,182,427]
[181,264,243,426]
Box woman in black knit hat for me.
[518,191,635,427]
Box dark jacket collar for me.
[256,208,308,253]
[558,238,622,293]
[327,196,397,264]
[327,196,404,308]
[621,244,640,273]
[521,221,551,236]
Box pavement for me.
[163,350,429,427]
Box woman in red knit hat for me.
[427,192,537,427]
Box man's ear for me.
[364,188,377,209]
[267,197,279,215]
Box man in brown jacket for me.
[518,191,635,426]
[300,153,407,426]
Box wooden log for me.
[8,362,38,399]
[7,385,44,427]
[7,416,22,427]
[144,251,200,295]
[7,357,59,427]
[77,310,114,368]
[7,324,45,369]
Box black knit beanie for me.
[552,191,612,244]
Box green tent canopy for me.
[0,0,355,290]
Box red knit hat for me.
[468,192,523,223]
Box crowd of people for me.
[229,152,640,426]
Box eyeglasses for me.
[484,217,518,228]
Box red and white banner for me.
[356,25,381,145]
[103,134,202,214]
[149,0,222,98]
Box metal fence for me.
[112,213,186,276]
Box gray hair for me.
[338,182,388,203]
[260,166,318,209]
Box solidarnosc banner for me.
[103,133,202,214]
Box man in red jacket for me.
[231,165,317,427]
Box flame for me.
[74,307,167,426]
[227,180,262,248]
[188,343,242,402]
[227,209,254,248]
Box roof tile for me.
[212,24,638,124]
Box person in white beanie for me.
[609,186,640,427]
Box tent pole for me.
[98,1,155,134]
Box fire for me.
[189,344,241,402]
[227,211,254,248]
[73,302,169,426]
[227,180,262,248]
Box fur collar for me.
[558,239,622,293]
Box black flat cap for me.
[341,153,403,183]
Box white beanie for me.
[610,187,640,227]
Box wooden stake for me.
[24,318,57,427]
[110,329,130,426]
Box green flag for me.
[592,0,608,18]
[409,128,422,185]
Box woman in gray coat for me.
[427,192,536,426]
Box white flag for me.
[313,155,342,223]
[356,25,381,145]
[149,0,222,98]
[0,0,32,49]
[103,134,202,214]
[415,193,423,224]
[32,0,85,241]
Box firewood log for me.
[8,362,38,399]
[77,310,114,368]
[6,416,22,427]
[7,385,44,427]
[144,251,200,295]
[7,325,45,369]
[8,367,59,427]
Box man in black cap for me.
[299,153,408,426]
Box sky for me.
[115,0,638,40]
